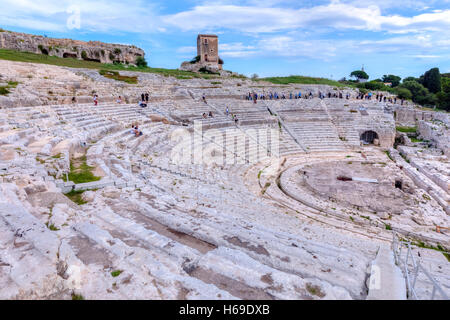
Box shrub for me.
[0,87,10,95]
[64,190,87,205]
[190,55,200,64]
[109,52,115,61]
[71,293,84,300]
[135,56,147,68]
[38,45,48,55]
[394,87,412,100]
[114,48,122,55]
[81,50,88,60]
[111,270,123,277]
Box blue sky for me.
[1,0,449,80]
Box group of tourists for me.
[356,92,405,105]
[223,106,239,124]
[375,94,404,105]
[202,111,214,118]
[139,93,149,108]
[245,91,351,102]
[244,90,407,105]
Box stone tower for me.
[197,34,219,64]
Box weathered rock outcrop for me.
[0,30,145,65]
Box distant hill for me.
[0,29,144,65]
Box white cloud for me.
[0,0,162,33]
[408,55,441,59]
[162,2,450,34]
[177,46,196,53]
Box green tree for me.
[363,81,385,91]
[403,77,418,83]
[422,68,441,93]
[399,81,429,103]
[394,87,412,100]
[135,56,147,68]
[437,77,450,111]
[350,70,369,81]
[382,74,402,87]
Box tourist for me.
[72,97,76,104]
[202,94,207,104]
[145,93,149,103]
[93,94,98,106]
[134,126,143,137]
[116,96,122,104]
[225,107,229,116]
[209,111,213,118]
[141,93,145,102]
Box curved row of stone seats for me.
[77,190,353,299]
[283,122,346,152]
[397,147,449,195]
[0,183,239,299]
[206,100,305,157]
[58,133,380,300]
[100,162,375,298]
[0,111,399,299]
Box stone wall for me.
[0,30,145,65]
[394,106,439,126]
[418,120,450,156]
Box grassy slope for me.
[0,48,218,79]
[259,75,353,87]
